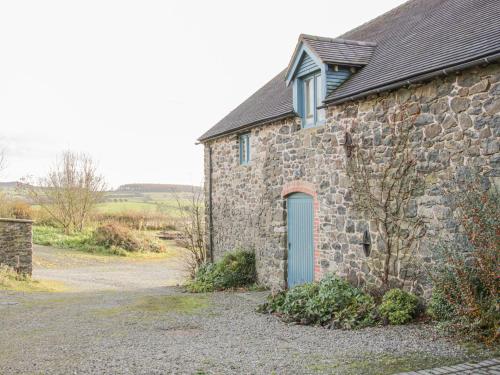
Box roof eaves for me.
[325,51,500,106]
[198,111,297,143]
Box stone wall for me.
[204,63,500,294]
[0,218,33,275]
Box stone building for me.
[198,0,500,293]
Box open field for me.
[0,183,196,217]
[98,190,195,215]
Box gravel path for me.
[0,246,496,375]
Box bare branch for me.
[346,105,426,289]
[20,151,106,233]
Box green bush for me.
[378,288,419,325]
[427,290,455,322]
[187,250,256,292]
[258,275,376,329]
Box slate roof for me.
[328,0,500,103]
[198,70,293,141]
[199,0,500,142]
[300,35,376,66]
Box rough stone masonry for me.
[204,63,500,294]
[0,218,33,275]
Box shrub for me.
[93,223,141,251]
[137,232,167,253]
[187,250,256,292]
[378,288,419,325]
[9,201,33,219]
[429,173,499,344]
[0,197,33,220]
[258,275,376,329]
[427,290,455,322]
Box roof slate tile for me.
[199,0,500,142]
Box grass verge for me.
[307,352,494,375]
[0,266,67,293]
[33,225,173,258]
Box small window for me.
[239,133,251,165]
[302,72,324,128]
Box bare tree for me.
[174,187,207,278]
[22,151,106,233]
[346,104,426,289]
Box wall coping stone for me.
[0,218,34,224]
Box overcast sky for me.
[0,0,405,189]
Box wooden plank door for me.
[287,193,314,288]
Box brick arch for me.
[281,180,321,282]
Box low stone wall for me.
[0,218,33,275]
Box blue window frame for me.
[239,133,251,165]
[301,72,325,128]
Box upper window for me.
[239,133,251,165]
[302,72,325,128]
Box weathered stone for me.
[481,139,499,155]
[457,73,480,87]
[430,99,448,115]
[205,63,500,294]
[424,123,442,139]
[450,97,470,113]
[458,113,473,129]
[457,87,469,96]
[441,114,457,129]
[0,219,33,275]
[415,113,434,126]
[484,97,500,116]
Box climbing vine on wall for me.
[345,104,427,290]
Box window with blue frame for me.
[239,133,251,165]
[302,72,325,128]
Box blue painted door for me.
[287,193,314,288]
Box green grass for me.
[33,225,179,260]
[96,191,192,217]
[33,225,116,254]
[33,225,172,257]
[0,265,67,293]
[306,352,493,374]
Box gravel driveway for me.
[0,246,495,375]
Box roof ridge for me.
[300,33,377,47]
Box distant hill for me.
[0,181,20,189]
[116,184,201,193]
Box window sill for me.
[301,121,326,132]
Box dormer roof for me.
[285,35,376,84]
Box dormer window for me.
[302,72,325,128]
[285,35,376,129]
